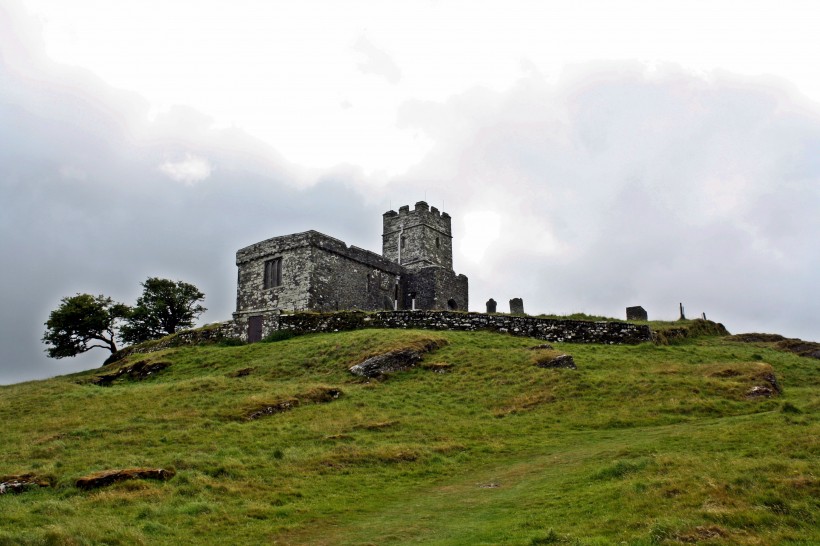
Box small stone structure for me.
[510,298,524,315]
[626,306,647,321]
[486,298,497,313]
[233,202,468,342]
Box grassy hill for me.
[0,326,817,545]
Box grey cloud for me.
[394,65,820,340]
[0,10,385,385]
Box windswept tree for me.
[120,277,206,344]
[43,294,130,358]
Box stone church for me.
[233,201,469,341]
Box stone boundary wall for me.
[276,310,652,344]
[107,311,652,364]
[103,322,237,365]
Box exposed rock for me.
[246,387,342,420]
[776,339,820,359]
[747,372,781,398]
[747,385,776,398]
[728,333,787,343]
[535,354,577,369]
[727,333,820,360]
[104,322,236,365]
[91,360,170,386]
[246,399,299,420]
[300,387,343,403]
[528,343,554,350]
[75,467,175,490]
[348,339,447,379]
[349,348,430,378]
[0,474,53,494]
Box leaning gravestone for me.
[509,298,524,315]
[486,298,497,313]
[626,306,647,321]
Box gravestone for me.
[626,306,647,321]
[509,298,524,315]
[486,298,497,313]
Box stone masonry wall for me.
[109,311,652,362]
[235,232,316,315]
[309,243,401,312]
[276,310,652,344]
[382,202,453,270]
[405,267,468,311]
[236,230,403,315]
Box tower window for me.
[400,236,406,249]
[436,236,440,248]
[263,257,282,289]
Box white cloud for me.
[394,65,820,336]
[460,211,501,264]
[353,35,401,84]
[159,154,212,185]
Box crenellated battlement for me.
[382,201,454,270]
[383,201,452,233]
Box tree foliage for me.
[42,294,130,358]
[119,277,206,344]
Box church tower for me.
[382,201,453,270]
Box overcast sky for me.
[2,1,818,384]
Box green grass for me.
[0,329,817,545]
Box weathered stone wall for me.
[382,201,453,270]
[235,232,316,315]
[405,267,468,311]
[235,231,411,340]
[276,310,652,344]
[308,242,401,312]
[236,230,403,315]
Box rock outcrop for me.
[91,360,170,386]
[0,474,53,494]
[75,467,175,490]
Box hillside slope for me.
[0,329,817,545]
